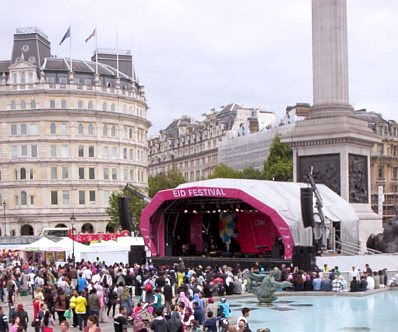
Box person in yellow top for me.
[75,291,88,331]
[69,289,79,328]
[177,271,184,288]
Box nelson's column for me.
[282,0,383,251]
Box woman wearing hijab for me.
[178,292,191,309]
[182,307,194,331]
[191,294,203,310]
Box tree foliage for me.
[263,134,293,181]
[148,167,186,198]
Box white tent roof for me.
[23,237,61,252]
[177,178,359,246]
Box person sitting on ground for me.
[372,271,380,289]
[366,273,375,290]
[332,276,343,292]
[350,276,360,292]
[303,273,313,291]
[360,276,368,291]
[312,273,322,291]
[320,277,332,291]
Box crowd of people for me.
[0,255,394,332]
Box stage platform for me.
[151,255,291,269]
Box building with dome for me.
[0,27,150,237]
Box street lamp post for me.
[70,212,76,262]
[2,201,6,237]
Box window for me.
[51,167,57,180]
[111,103,116,112]
[130,149,134,160]
[111,125,116,137]
[78,145,84,157]
[21,145,28,157]
[111,147,117,159]
[20,101,26,110]
[13,73,17,84]
[103,191,110,205]
[28,72,33,83]
[78,100,83,109]
[31,145,37,157]
[79,167,85,179]
[62,191,69,205]
[50,145,57,157]
[21,191,27,205]
[50,100,56,108]
[46,77,55,84]
[112,168,117,180]
[89,191,96,203]
[88,146,94,157]
[123,148,127,159]
[84,79,91,85]
[103,125,108,136]
[61,99,67,108]
[124,169,128,181]
[62,167,69,179]
[50,123,56,134]
[89,168,95,179]
[61,145,69,158]
[129,128,133,139]
[30,195,34,205]
[20,124,27,135]
[61,123,68,135]
[88,124,94,135]
[11,124,17,135]
[59,77,68,84]
[378,166,384,179]
[30,100,36,109]
[88,101,93,110]
[51,191,58,205]
[10,100,16,110]
[20,168,26,180]
[29,169,33,180]
[30,124,38,135]
[78,123,84,135]
[102,146,109,159]
[394,167,398,180]
[20,72,25,84]
[103,168,109,180]
[11,146,17,158]
[130,169,134,181]
[79,191,85,204]
[102,102,107,111]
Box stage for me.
[151,255,291,269]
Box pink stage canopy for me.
[140,179,359,260]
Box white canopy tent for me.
[23,237,61,252]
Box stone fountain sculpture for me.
[243,270,292,304]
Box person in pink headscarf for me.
[178,291,191,309]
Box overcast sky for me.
[1,0,397,134]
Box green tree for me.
[263,134,293,181]
[208,163,241,179]
[106,187,146,233]
[241,167,264,179]
[148,167,186,198]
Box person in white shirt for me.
[366,274,375,290]
[349,266,360,282]
[236,307,250,329]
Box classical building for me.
[356,110,398,222]
[148,103,277,180]
[0,27,150,237]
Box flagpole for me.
[116,30,119,78]
[95,26,98,76]
[69,25,72,72]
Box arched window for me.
[103,125,108,136]
[21,191,27,205]
[50,100,56,108]
[20,101,26,110]
[88,101,93,110]
[81,223,94,233]
[111,103,116,112]
[111,125,116,137]
[11,100,16,110]
[78,100,83,109]
[30,100,36,109]
[20,168,26,180]
[50,123,56,134]
[61,99,67,108]
[21,224,34,236]
[78,123,84,135]
[88,124,94,135]
[102,102,107,111]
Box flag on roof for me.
[85,28,96,43]
[59,26,71,45]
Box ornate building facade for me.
[356,110,398,222]
[0,28,150,236]
[148,104,277,180]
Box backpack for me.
[145,282,153,292]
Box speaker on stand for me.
[300,187,315,228]
[118,196,133,232]
[129,245,146,265]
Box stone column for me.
[312,0,350,109]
